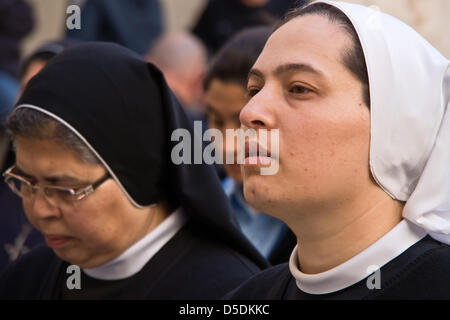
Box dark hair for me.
[278,2,370,107]
[6,108,99,165]
[204,26,273,91]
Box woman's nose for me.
[239,88,276,130]
[28,189,61,219]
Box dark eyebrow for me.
[274,63,324,77]
[43,175,83,185]
[15,165,83,185]
[248,63,325,82]
[13,165,33,179]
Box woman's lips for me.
[244,141,275,166]
[243,156,273,166]
[45,235,72,248]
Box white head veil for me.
[312,1,450,244]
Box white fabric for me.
[312,1,450,244]
[289,219,427,294]
[83,208,187,280]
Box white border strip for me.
[15,104,154,209]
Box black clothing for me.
[226,236,450,299]
[0,222,261,299]
[268,228,296,266]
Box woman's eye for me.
[289,85,311,94]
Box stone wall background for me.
[22,0,450,58]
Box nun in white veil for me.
[226,0,450,299]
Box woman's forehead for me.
[15,136,101,175]
[256,14,351,73]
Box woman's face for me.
[15,136,156,268]
[240,14,373,220]
[205,79,249,183]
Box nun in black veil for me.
[0,42,268,299]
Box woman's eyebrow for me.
[13,165,33,179]
[273,63,325,78]
[42,175,83,185]
[248,63,325,81]
[15,164,83,185]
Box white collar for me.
[289,219,427,295]
[83,208,187,280]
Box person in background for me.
[192,0,302,55]
[0,42,268,299]
[19,40,79,94]
[66,0,164,55]
[146,31,208,122]
[0,0,34,121]
[0,40,76,271]
[227,1,450,299]
[204,26,296,265]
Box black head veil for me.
[14,42,269,269]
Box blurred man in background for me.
[204,27,296,265]
[146,31,208,122]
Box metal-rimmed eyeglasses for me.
[2,165,110,208]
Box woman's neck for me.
[291,189,404,274]
[144,198,175,235]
